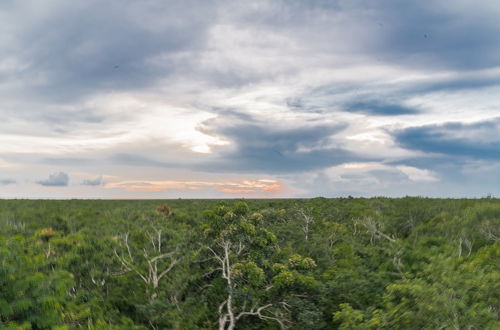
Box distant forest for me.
[0,198,499,329]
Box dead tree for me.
[207,239,289,330]
[297,208,315,241]
[355,216,407,279]
[114,228,182,300]
[480,220,500,243]
[457,236,473,258]
[354,216,396,244]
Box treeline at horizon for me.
[0,197,499,329]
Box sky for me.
[1,0,500,198]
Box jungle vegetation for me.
[0,197,499,329]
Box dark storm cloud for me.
[37,172,69,186]
[3,0,216,102]
[388,156,454,172]
[288,72,500,119]
[394,118,500,160]
[102,123,366,174]
[362,1,500,70]
[344,100,418,116]
[412,75,500,94]
[3,0,499,107]
[3,0,499,103]
[203,123,370,173]
[228,0,500,70]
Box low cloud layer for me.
[37,172,69,187]
[82,176,104,186]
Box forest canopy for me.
[0,198,499,329]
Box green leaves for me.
[233,261,265,286]
[0,235,74,329]
[288,254,317,270]
[0,198,499,329]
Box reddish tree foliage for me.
[40,227,55,242]
[156,204,172,218]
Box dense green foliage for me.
[0,198,499,329]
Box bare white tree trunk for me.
[480,221,500,242]
[355,216,397,243]
[457,236,473,258]
[209,241,236,330]
[114,228,182,300]
[208,240,288,330]
[298,208,314,241]
[355,216,406,279]
[45,242,52,259]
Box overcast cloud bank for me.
[1,0,499,198]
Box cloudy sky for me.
[1,0,500,198]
